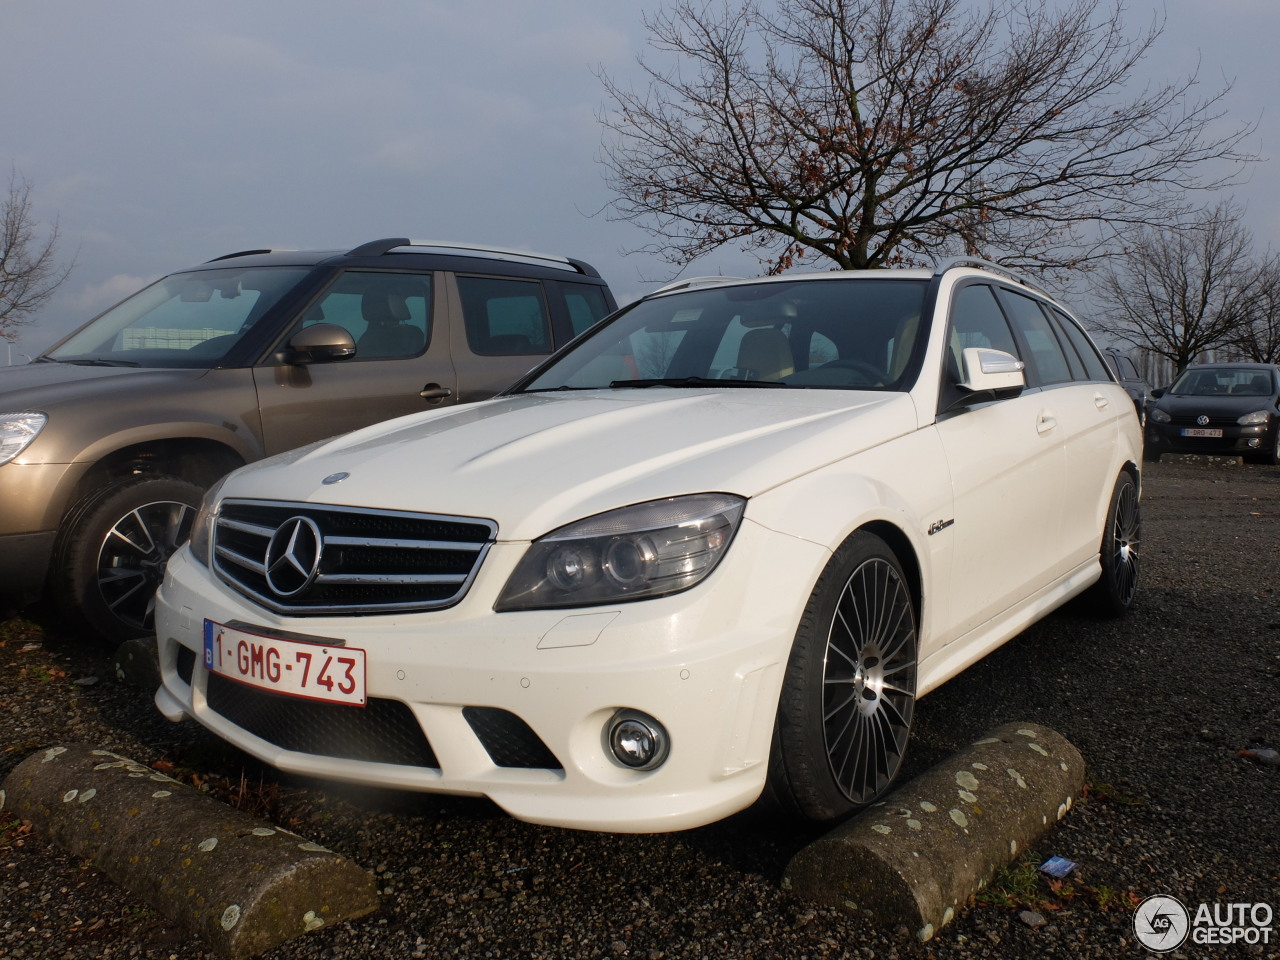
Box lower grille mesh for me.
[206,674,439,768]
[463,706,562,769]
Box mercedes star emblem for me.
[264,516,323,597]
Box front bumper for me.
[154,519,829,833]
[0,531,57,600]
[1145,419,1276,457]
[0,460,87,601]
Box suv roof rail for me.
[205,249,277,263]
[345,238,601,278]
[933,257,1052,298]
[651,276,748,295]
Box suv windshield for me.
[521,278,929,393]
[1169,367,1277,397]
[46,266,311,368]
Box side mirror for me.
[280,323,357,364]
[1151,387,1166,399]
[959,347,1025,395]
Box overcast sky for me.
[3,0,1277,361]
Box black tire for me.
[53,475,204,644]
[1087,471,1140,617]
[765,531,918,825]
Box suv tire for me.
[53,476,204,644]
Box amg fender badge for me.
[927,518,955,536]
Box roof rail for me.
[205,249,276,263]
[344,238,600,278]
[933,257,1052,298]
[650,276,748,295]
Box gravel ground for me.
[2,457,1277,960]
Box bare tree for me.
[1234,254,1280,364]
[599,0,1255,276]
[1092,204,1266,373]
[1,170,72,343]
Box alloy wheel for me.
[821,556,917,804]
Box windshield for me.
[521,278,929,393]
[47,266,311,368]
[1169,367,1276,397]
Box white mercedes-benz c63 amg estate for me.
[154,259,1142,832]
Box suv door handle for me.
[1036,411,1057,434]
[1093,392,1110,410]
[419,384,452,401]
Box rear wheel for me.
[766,531,918,825]
[1088,471,1140,616]
[53,475,204,644]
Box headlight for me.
[187,474,230,567]
[1149,407,1171,424]
[1237,410,1270,426]
[0,412,47,465]
[495,493,746,611]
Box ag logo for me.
[1134,894,1190,952]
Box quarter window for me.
[563,284,612,337]
[1054,309,1113,382]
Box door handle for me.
[1036,411,1057,434]
[419,384,452,401]
[1094,392,1110,410]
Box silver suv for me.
[0,239,616,642]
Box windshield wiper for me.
[63,358,142,367]
[609,376,786,389]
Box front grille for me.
[1167,413,1238,427]
[206,673,439,768]
[212,499,496,615]
[463,706,562,769]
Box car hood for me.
[1155,393,1279,417]
[225,389,919,541]
[0,361,210,410]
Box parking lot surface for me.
[2,457,1277,959]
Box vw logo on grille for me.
[264,516,323,597]
[1196,415,1210,426]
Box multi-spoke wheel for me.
[767,531,918,824]
[1089,470,1141,616]
[54,476,204,643]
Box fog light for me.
[607,710,669,771]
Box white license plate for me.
[203,619,366,706]
[1181,428,1223,438]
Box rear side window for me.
[1001,290,1072,385]
[458,276,553,355]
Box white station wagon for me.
[154,259,1142,833]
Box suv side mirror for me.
[280,324,357,364]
